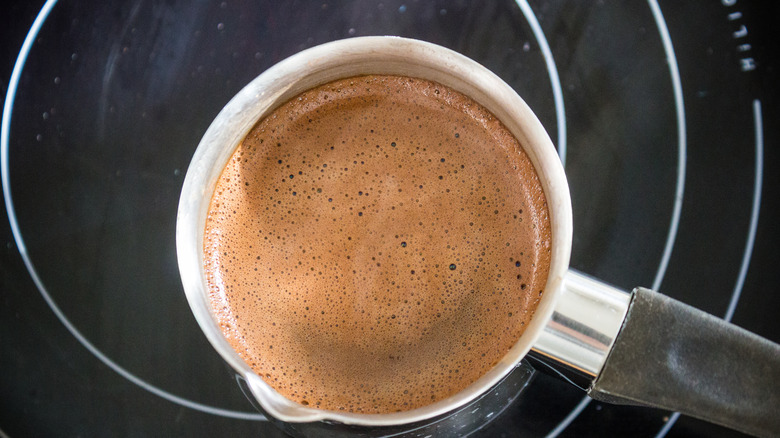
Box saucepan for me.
[176,36,779,437]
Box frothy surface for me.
[204,75,551,414]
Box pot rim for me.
[175,36,573,426]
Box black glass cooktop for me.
[2,1,778,436]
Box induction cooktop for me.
[2,1,778,436]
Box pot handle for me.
[588,287,780,437]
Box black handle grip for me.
[588,288,780,437]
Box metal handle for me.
[528,270,631,389]
[530,272,780,437]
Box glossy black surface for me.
[2,1,778,436]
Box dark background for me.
[2,1,778,436]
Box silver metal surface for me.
[177,36,574,426]
[530,270,631,388]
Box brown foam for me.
[203,75,551,414]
